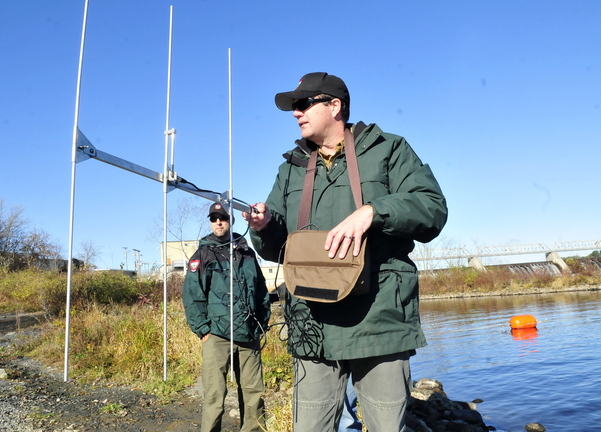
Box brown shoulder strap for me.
[296,128,363,230]
[344,128,363,210]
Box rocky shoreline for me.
[5,286,591,431]
[1,322,489,432]
[1,329,237,432]
[408,378,492,432]
[0,348,500,432]
[1,327,544,432]
[1,352,546,432]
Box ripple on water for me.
[412,290,601,432]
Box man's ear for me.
[330,98,343,119]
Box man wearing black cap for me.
[183,203,271,432]
[243,72,448,431]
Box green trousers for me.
[293,351,412,432]
[200,335,266,432]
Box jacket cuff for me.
[197,324,211,339]
[367,200,385,229]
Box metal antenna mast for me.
[228,48,235,382]
[162,4,175,382]
[64,0,89,383]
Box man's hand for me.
[242,202,272,232]
[325,205,373,259]
[201,334,210,343]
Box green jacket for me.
[250,122,447,360]
[182,233,271,343]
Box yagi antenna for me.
[64,2,250,383]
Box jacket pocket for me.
[378,261,419,322]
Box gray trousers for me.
[293,351,412,432]
[200,335,265,432]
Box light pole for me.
[123,247,129,270]
[133,249,141,274]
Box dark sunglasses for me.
[291,97,333,112]
[210,215,228,223]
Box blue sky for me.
[2,1,600,270]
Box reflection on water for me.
[510,327,538,341]
[511,327,539,359]
[412,289,601,432]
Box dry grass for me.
[22,301,201,395]
[419,261,601,296]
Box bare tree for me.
[20,228,60,268]
[1,199,64,271]
[76,239,101,270]
[0,199,28,268]
[147,197,211,262]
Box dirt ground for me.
[0,357,228,432]
[0,314,260,432]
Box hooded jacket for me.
[250,122,448,360]
[182,233,270,343]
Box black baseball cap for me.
[275,72,350,111]
[208,203,229,219]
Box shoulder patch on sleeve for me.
[188,247,203,272]
[189,259,200,272]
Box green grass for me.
[99,402,127,416]
[28,408,56,421]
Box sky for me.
[2,0,600,271]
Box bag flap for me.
[283,230,369,303]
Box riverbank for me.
[2,284,599,431]
[421,283,600,300]
[0,342,494,432]
[1,326,243,432]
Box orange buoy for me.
[510,314,537,329]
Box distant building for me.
[159,240,199,275]
[260,264,283,293]
[159,239,281,293]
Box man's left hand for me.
[325,205,373,259]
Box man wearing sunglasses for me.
[183,202,271,432]
[243,72,448,431]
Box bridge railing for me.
[410,239,601,262]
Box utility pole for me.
[133,249,141,274]
[122,247,129,270]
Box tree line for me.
[0,198,97,271]
[1,196,209,274]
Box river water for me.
[411,289,601,432]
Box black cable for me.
[206,250,270,352]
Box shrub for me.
[565,257,585,274]
[0,269,189,317]
[0,269,60,313]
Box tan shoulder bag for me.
[283,128,370,303]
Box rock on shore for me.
[408,378,494,432]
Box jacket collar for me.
[201,232,247,249]
[282,121,372,167]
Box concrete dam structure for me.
[410,239,601,274]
